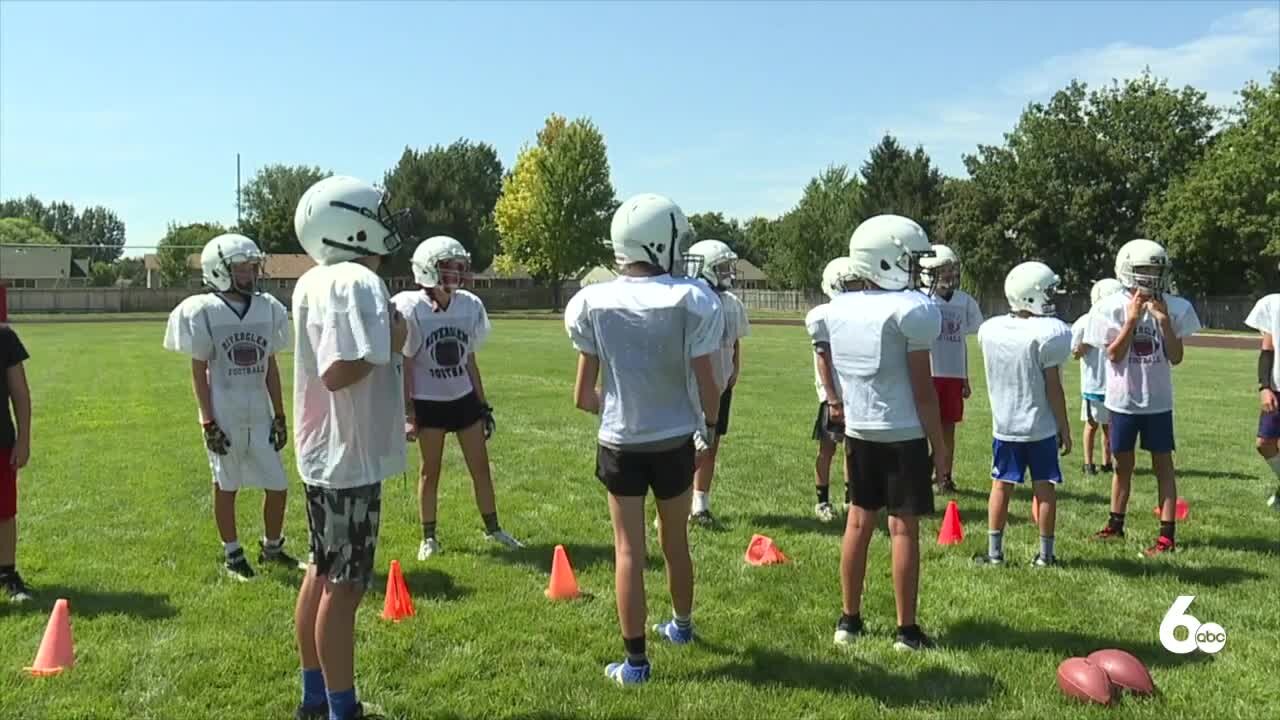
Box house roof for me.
[576,259,769,283]
[736,259,768,281]
[143,253,316,279]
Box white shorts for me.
[207,434,288,492]
[1080,398,1110,425]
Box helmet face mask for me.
[325,195,410,258]
[1115,239,1171,295]
[228,257,262,294]
[434,257,470,292]
[295,176,411,265]
[1005,261,1062,316]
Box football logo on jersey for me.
[424,325,471,379]
[1131,326,1161,363]
[432,338,463,368]
[221,331,269,376]
[942,316,963,337]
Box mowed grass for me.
[0,318,1277,720]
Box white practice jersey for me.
[1071,314,1106,397]
[292,262,406,489]
[163,292,290,436]
[393,289,491,402]
[711,290,750,392]
[928,290,983,379]
[1245,294,1280,390]
[565,274,723,447]
[1084,290,1200,415]
[978,314,1073,443]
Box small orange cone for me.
[545,545,580,601]
[937,500,964,545]
[744,534,789,565]
[26,598,74,676]
[380,560,414,622]
[1153,497,1189,521]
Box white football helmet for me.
[412,236,472,290]
[610,193,696,276]
[1089,278,1125,307]
[848,214,933,291]
[1115,238,1171,294]
[293,175,409,266]
[920,244,960,295]
[1005,261,1061,316]
[201,233,265,294]
[820,257,858,299]
[687,239,738,290]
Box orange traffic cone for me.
[545,545,580,601]
[380,560,414,622]
[26,598,74,676]
[744,534,789,565]
[937,500,964,545]
[1153,497,1189,521]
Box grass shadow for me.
[1073,556,1265,588]
[1133,467,1254,481]
[1192,535,1280,556]
[482,542,617,574]
[941,618,1212,669]
[749,513,844,536]
[0,586,177,620]
[692,646,999,706]
[399,568,473,603]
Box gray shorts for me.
[304,483,382,589]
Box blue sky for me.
[1,1,1277,255]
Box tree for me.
[689,211,768,268]
[0,217,60,245]
[1146,72,1280,295]
[89,261,118,287]
[494,114,617,308]
[157,222,225,287]
[383,139,504,275]
[859,135,946,238]
[765,165,863,290]
[0,196,126,262]
[114,257,146,286]
[238,165,331,254]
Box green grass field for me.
[0,319,1276,720]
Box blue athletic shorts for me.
[991,436,1062,485]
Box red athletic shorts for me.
[0,447,16,520]
[932,377,965,424]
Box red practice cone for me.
[545,545,581,600]
[937,500,964,545]
[744,534,789,565]
[1153,497,1189,521]
[26,598,74,676]
[380,560,415,621]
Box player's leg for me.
[258,446,303,569]
[1082,417,1098,474]
[814,436,838,522]
[1101,422,1114,472]
[415,425,447,560]
[1029,435,1064,566]
[1255,410,1280,509]
[0,449,29,602]
[602,449,652,684]
[691,388,731,526]
[835,438,877,645]
[887,436,935,651]
[295,486,328,720]
[652,441,696,646]
[1095,411,1138,540]
[939,421,957,489]
[932,378,960,492]
[1143,411,1179,557]
[456,416,522,548]
[978,440,1018,565]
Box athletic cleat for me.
[973,554,1004,566]
[1268,488,1280,511]
[224,550,255,582]
[936,478,958,494]
[485,529,524,549]
[293,703,328,720]
[1092,525,1125,541]
[894,626,936,652]
[1082,463,1097,476]
[814,502,837,523]
[1142,537,1176,558]
[605,659,651,686]
[833,614,864,646]
[1030,553,1059,568]
[1101,463,1114,473]
[653,619,694,645]
[259,540,306,570]
[348,702,386,719]
[417,538,442,560]
[690,510,716,528]
[2,570,32,603]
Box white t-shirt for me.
[711,290,750,392]
[163,292,291,433]
[807,290,941,438]
[565,274,723,447]
[978,314,1073,442]
[928,290,983,379]
[291,262,407,489]
[1245,294,1280,390]
[1071,314,1106,397]
[1084,290,1201,415]
[393,289,491,402]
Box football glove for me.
[269,415,288,452]
[694,424,718,456]
[203,421,231,455]
[481,403,496,440]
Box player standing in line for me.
[807,257,857,522]
[163,233,301,581]
[1244,289,1280,511]
[975,262,1073,567]
[394,235,523,559]
[291,175,408,720]
[919,245,983,493]
[809,214,946,652]
[0,322,32,602]
[684,239,749,527]
[1073,279,1124,476]
[1085,239,1200,557]
[565,193,723,685]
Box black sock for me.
[623,636,647,665]
[817,485,830,505]
[422,521,437,541]
[1108,512,1126,531]
[481,512,500,534]
[0,564,13,577]
[838,612,862,630]
[1159,521,1176,542]
[897,624,921,636]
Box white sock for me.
[1266,454,1280,479]
[692,491,709,514]
[224,540,241,557]
[262,536,283,553]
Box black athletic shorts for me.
[414,391,485,433]
[596,440,696,500]
[845,436,934,516]
[715,388,733,436]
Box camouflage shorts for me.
[304,483,382,589]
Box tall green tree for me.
[859,135,945,237]
[0,217,60,245]
[494,114,617,308]
[157,222,225,287]
[0,196,126,262]
[765,165,863,290]
[383,139,504,275]
[238,164,331,254]
[688,211,768,268]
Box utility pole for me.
[236,153,242,226]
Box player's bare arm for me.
[729,339,741,389]
[322,310,405,392]
[814,343,842,422]
[573,352,601,415]
[1044,365,1072,456]
[692,353,720,425]
[1149,298,1183,365]
[190,358,215,424]
[907,349,949,477]
[1260,333,1277,413]
[266,356,285,418]
[466,354,487,406]
[7,362,30,469]
[1107,292,1145,363]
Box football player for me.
[1244,284,1280,510]
[1085,239,1200,556]
[0,322,31,603]
[1073,279,1124,476]
[565,193,723,685]
[808,214,946,652]
[162,233,299,581]
[807,257,857,522]
[290,175,408,720]
[919,245,984,493]
[684,239,750,527]
[975,262,1073,567]
[394,235,522,560]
